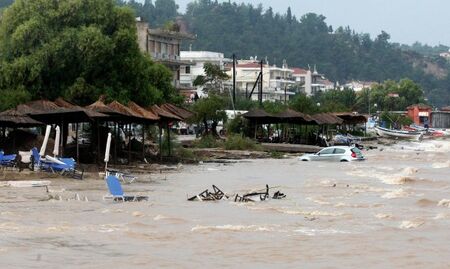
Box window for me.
[319,148,334,155]
[185,66,190,74]
[333,148,346,154]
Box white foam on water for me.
[98,224,126,233]
[432,160,450,169]
[306,197,331,205]
[154,214,168,221]
[399,219,425,229]
[191,224,276,232]
[433,213,450,220]
[278,208,343,217]
[437,199,450,208]
[46,225,71,233]
[375,213,393,220]
[294,228,353,236]
[377,167,419,185]
[132,211,145,217]
[382,188,410,199]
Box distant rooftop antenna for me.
[282,59,287,69]
[189,44,192,51]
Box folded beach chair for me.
[106,169,137,184]
[0,150,16,167]
[31,147,42,169]
[40,155,84,179]
[104,175,148,202]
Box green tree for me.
[289,93,319,114]
[193,63,230,95]
[190,94,227,137]
[0,0,179,109]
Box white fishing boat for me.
[375,126,423,141]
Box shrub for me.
[224,134,262,151]
[193,134,223,148]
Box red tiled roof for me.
[292,67,307,75]
[236,63,265,68]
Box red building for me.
[406,104,432,126]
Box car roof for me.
[323,146,352,149]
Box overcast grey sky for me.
[176,0,450,46]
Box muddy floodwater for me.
[1,139,449,268]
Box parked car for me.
[299,146,365,162]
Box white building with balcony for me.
[231,59,296,102]
[292,66,334,96]
[136,20,195,94]
[179,51,232,97]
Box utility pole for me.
[232,54,236,105]
[259,60,263,107]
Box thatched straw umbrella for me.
[160,103,194,121]
[0,109,44,151]
[127,101,160,160]
[148,105,182,158]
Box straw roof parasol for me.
[0,109,44,127]
[107,101,145,123]
[23,100,103,124]
[274,109,315,124]
[310,113,344,125]
[332,112,368,125]
[54,97,109,119]
[242,109,276,124]
[149,105,182,121]
[160,103,194,121]
[128,101,160,122]
[86,99,119,115]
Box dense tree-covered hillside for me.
[1,0,449,107]
[120,0,449,107]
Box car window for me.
[333,148,346,154]
[351,148,363,156]
[319,148,334,154]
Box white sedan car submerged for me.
[299,146,365,162]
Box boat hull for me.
[375,126,422,140]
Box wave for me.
[294,228,352,236]
[153,214,187,223]
[382,188,411,199]
[191,224,277,232]
[399,219,425,229]
[437,199,450,208]
[375,213,393,220]
[416,198,436,207]
[432,161,450,169]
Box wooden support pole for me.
[142,124,145,160]
[128,124,131,165]
[114,122,117,165]
[96,121,100,164]
[76,123,79,162]
[167,122,171,157]
[159,123,163,161]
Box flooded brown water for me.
[0,139,449,268]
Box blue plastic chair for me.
[105,175,148,202]
[0,150,16,167]
[40,156,83,179]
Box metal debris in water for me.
[188,185,228,201]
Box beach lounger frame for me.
[104,175,148,202]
